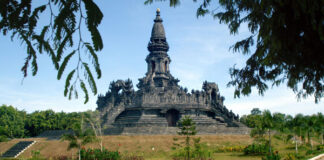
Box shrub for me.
[283,153,304,160]
[52,155,70,160]
[243,142,270,155]
[262,151,280,160]
[172,137,212,159]
[122,155,144,160]
[29,150,45,160]
[80,148,121,160]
[316,144,324,151]
[0,135,8,142]
[214,145,245,152]
[283,153,296,160]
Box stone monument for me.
[97,9,249,135]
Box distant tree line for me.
[240,108,324,154]
[0,104,82,141]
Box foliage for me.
[262,151,280,160]
[172,117,213,160]
[29,150,45,160]
[122,155,144,160]
[25,110,82,137]
[80,148,121,160]
[0,105,26,139]
[0,104,83,138]
[251,108,262,115]
[214,145,245,153]
[177,115,197,160]
[83,110,104,150]
[0,0,103,103]
[145,0,324,103]
[61,119,97,160]
[243,142,270,156]
[317,144,324,151]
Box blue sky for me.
[0,1,322,115]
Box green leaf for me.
[57,50,76,80]
[85,44,101,78]
[38,26,49,53]
[57,30,74,62]
[31,56,38,76]
[82,0,103,51]
[83,63,97,95]
[80,81,89,104]
[68,85,73,100]
[42,39,59,69]
[64,70,75,97]
[28,5,47,34]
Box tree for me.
[287,113,305,154]
[83,110,104,151]
[145,0,324,103]
[262,110,274,153]
[251,108,262,115]
[0,0,103,103]
[305,115,317,150]
[61,116,97,160]
[316,113,324,145]
[0,105,26,139]
[177,115,197,160]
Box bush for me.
[283,153,305,160]
[262,151,280,160]
[172,137,212,159]
[80,148,121,160]
[0,135,8,142]
[316,144,324,151]
[214,145,245,153]
[122,155,144,160]
[52,155,70,160]
[243,143,270,155]
[29,150,45,160]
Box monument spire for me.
[147,8,169,53]
[142,9,176,89]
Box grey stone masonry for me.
[97,9,249,135]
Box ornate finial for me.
[156,8,160,17]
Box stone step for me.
[1,141,36,158]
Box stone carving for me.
[97,9,249,135]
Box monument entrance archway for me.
[166,109,180,127]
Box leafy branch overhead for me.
[145,0,324,103]
[0,0,103,103]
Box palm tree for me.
[289,114,304,154]
[262,110,274,153]
[316,113,324,145]
[305,115,317,150]
[61,116,97,160]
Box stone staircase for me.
[104,104,125,125]
[1,141,36,158]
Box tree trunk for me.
[321,133,324,145]
[311,137,313,150]
[79,148,81,160]
[295,134,298,154]
[100,136,103,151]
[268,129,271,153]
[186,135,190,160]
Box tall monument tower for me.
[138,9,179,90]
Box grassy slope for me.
[0,134,322,160]
[0,135,253,159]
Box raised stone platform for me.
[104,125,250,135]
[97,9,248,135]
